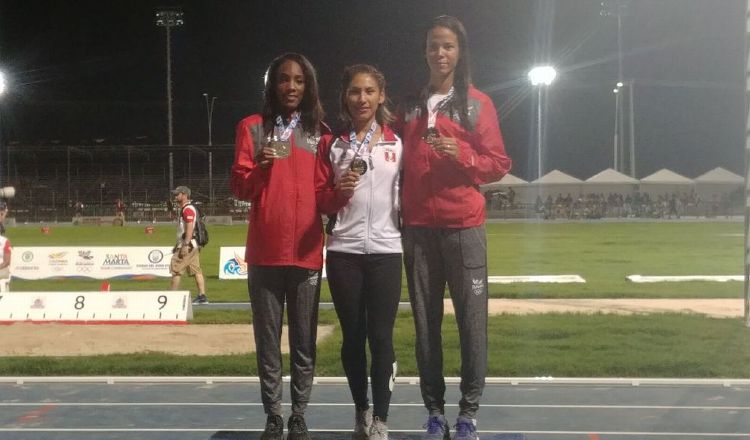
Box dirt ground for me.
[0,299,742,356]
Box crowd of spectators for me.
[486,189,742,220]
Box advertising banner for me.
[218,247,327,280]
[218,246,248,280]
[12,246,174,280]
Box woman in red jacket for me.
[316,64,402,440]
[231,53,327,440]
[398,16,512,440]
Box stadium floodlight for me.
[0,71,6,96]
[527,65,557,87]
[155,8,183,191]
[528,65,557,179]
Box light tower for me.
[155,8,183,190]
[528,65,557,179]
[601,0,635,177]
[203,93,217,205]
[0,71,7,186]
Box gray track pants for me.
[249,265,322,416]
[403,225,488,419]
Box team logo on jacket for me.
[307,270,319,287]
[471,278,484,296]
[384,148,397,162]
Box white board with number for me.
[0,291,193,324]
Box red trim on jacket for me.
[398,85,511,227]
[231,114,329,269]
[315,125,400,216]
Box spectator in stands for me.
[397,15,511,440]
[114,198,126,226]
[231,52,328,440]
[169,186,207,304]
[315,64,402,440]
[166,197,175,221]
[74,200,84,221]
[0,201,12,289]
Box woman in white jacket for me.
[315,64,402,440]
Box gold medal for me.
[350,158,368,176]
[267,139,291,159]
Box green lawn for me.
[4,312,750,378]
[9,221,744,299]
[2,221,747,377]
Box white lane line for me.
[3,402,750,411]
[5,376,750,386]
[0,428,748,436]
[627,275,743,283]
[488,275,586,283]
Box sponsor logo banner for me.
[12,247,174,280]
[219,247,248,280]
[218,247,327,280]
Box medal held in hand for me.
[267,139,291,158]
[347,121,377,176]
[422,127,440,145]
[350,157,368,176]
[424,87,454,146]
[268,112,300,159]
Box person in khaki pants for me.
[169,186,207,304]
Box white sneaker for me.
[368,416,388,440]
[353,407,372,440]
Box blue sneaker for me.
[424,414,450,440]
[452,417,478,440]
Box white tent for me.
[639,168,693,196]
[480,174,530,206]
[529,169,584,199]
[480,173,528,192]
[694,167,743,200]
[584,168,639,195]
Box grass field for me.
[2,220,748,377]
[9,221,744,299]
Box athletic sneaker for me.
[287,413,310,440]
[353,407,373,439]
[368,416,388,440]
[192,294,208,304]
[424,414,450,440]
[452,417,478,440]
[260,414,284,440]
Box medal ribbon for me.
[274,112,301,141]
[349,121,378,167]
[427,86,455,128]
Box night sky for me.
[0,0,744,181]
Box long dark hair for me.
[424,15,473,131]
[262,53,325,135]
[339,64,394,127]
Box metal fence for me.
[6,143,236,222]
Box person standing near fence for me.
[231,53,328,440]
[316,64,403,440]
[397,15,511,440]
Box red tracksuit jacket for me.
[399,85,512,228]
[231,114,329,270]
